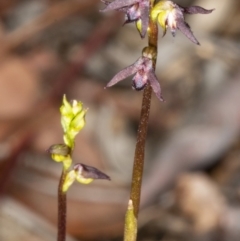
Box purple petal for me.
[181,6,215,14]
[124,5,140,24]
[100,0,139,12]
[177,18,200,45]
[106,58,143,88]
[101,0,130,13]
[139,4,149,38]
[101,0,129,13]
[132,70,148,90]
[74,163,111,180]
[148,71,164,101]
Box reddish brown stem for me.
[129,83,152,217]
[129,0,158,220]
[57,170,67,241]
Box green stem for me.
[57,169,67,241]
[124,0,158,240]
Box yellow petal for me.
[62,170,76,192]
[60,95,73,117]
[75,176,93,184]
[72,100,83,115]
[151,0,174,24]
[51,154,66,162]
[70,109,87,132]
[136,19,142,35]
[157,11,168,35]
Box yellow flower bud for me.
[48,144,71,156]
[71,100,83,116]
[48,144,71,163]
[69,109,87,133]
[59,95,87,150]
[60,94,73,116]
[48,144,72,170]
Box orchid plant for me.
[48,95,110,241]
[101,0,214,241]
[48,1,214,241]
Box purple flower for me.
[151,1,214,45]
[101,0,150,38]
[105,52,164,101]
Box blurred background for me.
[0,0,240,240]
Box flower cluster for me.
[105,46,164,101]
[151,0,214,45]
[102,0,213,99]
[101,0,214,44]
[48,95,110,192]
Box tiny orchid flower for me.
[105,47,164,101]
[101,0,150,38]
[62,163,110,192]
[151,0,214,45]
[74,163,111,181]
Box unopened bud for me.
[47,144,72,170]
[48,144,71,156]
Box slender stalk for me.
[130,0,158,220]
[124,1,158,240]
[57,169,67,241]
[129,82,152,217]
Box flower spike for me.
[105,46,164,101]
[100,0,150,38]
[151,0,214,45]
[60,95,87,149]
